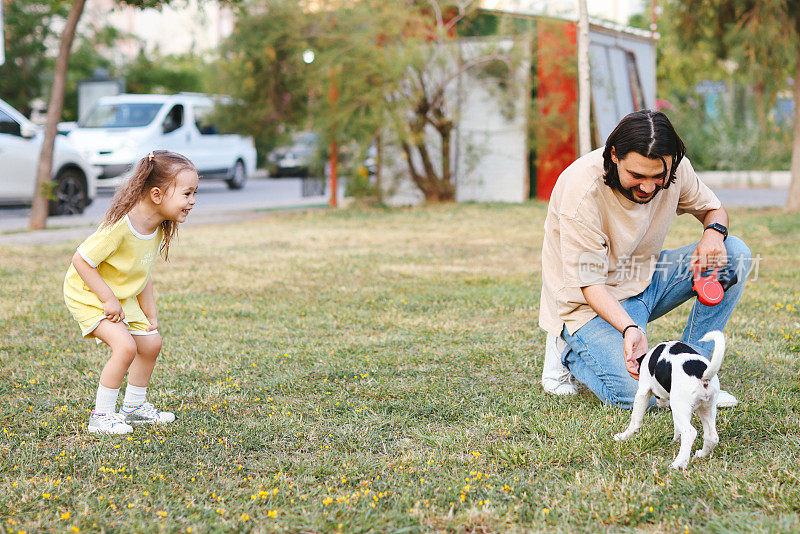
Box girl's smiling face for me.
[159,169,199,222]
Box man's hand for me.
[623,327,648,380]
[103,298,125,323]
[691,231,727,272]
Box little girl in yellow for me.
[64,150,198,434]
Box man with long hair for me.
[539,110,750,408]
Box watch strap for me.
[622,324,639,338]
[704,223,728,241]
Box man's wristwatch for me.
[622,324,640,338]
[704,222,728,241]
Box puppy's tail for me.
[699,330,725,380]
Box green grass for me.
[1,202,799,533]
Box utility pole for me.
[0,0,5,66]
[651,0,659,33]
[328,73,338,208]
[577,0,591,155]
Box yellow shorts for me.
[64,293,157,343]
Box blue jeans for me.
[560,236,751,408]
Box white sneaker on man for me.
[120,402,176,424]
[717,389,738,408]
[87,411,133,435]
[541,333,579,395]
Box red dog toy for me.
[693,265,724,306]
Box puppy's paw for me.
[613,431,631,441]
[670,459,689,470]
[694,449,710,459]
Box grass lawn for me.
[1,202,799,533]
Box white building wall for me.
[481,0,647,25]
[383,37,531,206]
[81,0,234,61]
[454,38,531,203]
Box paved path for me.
[711,187,788,208]
[0,181,790,246]
[0,176,333,245]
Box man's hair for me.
[602,110,685,189]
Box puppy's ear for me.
[636,354,646,366]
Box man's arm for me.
[692,207,729,271]
[581,284,648,379]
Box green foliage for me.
[655,0,797,170]
[668,93,793,171]
[214,1,524,201]
[211,1,314,160]
[0,0,69,113]
[58,26,118,122]
[123,51,211,96]
[0,0,214,120]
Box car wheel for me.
[226,160,247,190]
[49,168,88,216]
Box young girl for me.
[63,150,199,434]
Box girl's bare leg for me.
[92,320,138,389]
[127,334,163,387]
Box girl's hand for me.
[103,298,124,323]
[146,317,159,332]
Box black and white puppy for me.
[614,330,726,470]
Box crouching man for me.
[538,110,751,408]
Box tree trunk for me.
[787,61,800,211]
[437,121,455,201]
[29,0,86,230]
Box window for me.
[0,110,22,137]
[162,105,184,134]
[80,103,163,128]
[194,105,218,135]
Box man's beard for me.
[618,184,661,204]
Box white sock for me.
[94,384,120,415]
[122,384,147,410]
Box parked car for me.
[267,131,321,177]
[267,132,378,179]
[66,93,257,189]
[0,98,98,215]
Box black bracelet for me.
[622,324,639,338]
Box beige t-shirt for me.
[538,148,721,337]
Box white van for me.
[0,97,98,214]
[67,93,257,189]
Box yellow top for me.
[64,215,164,308]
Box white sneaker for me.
[542,333,578,395]
[121,402,176,424]
[717,389,738,408]
[87,411,133,435]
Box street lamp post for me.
[328,73,338,208]
[304,48,338,208]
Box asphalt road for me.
[0,176,333,245]
[0,178,789,246]
[0,176,330,224]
